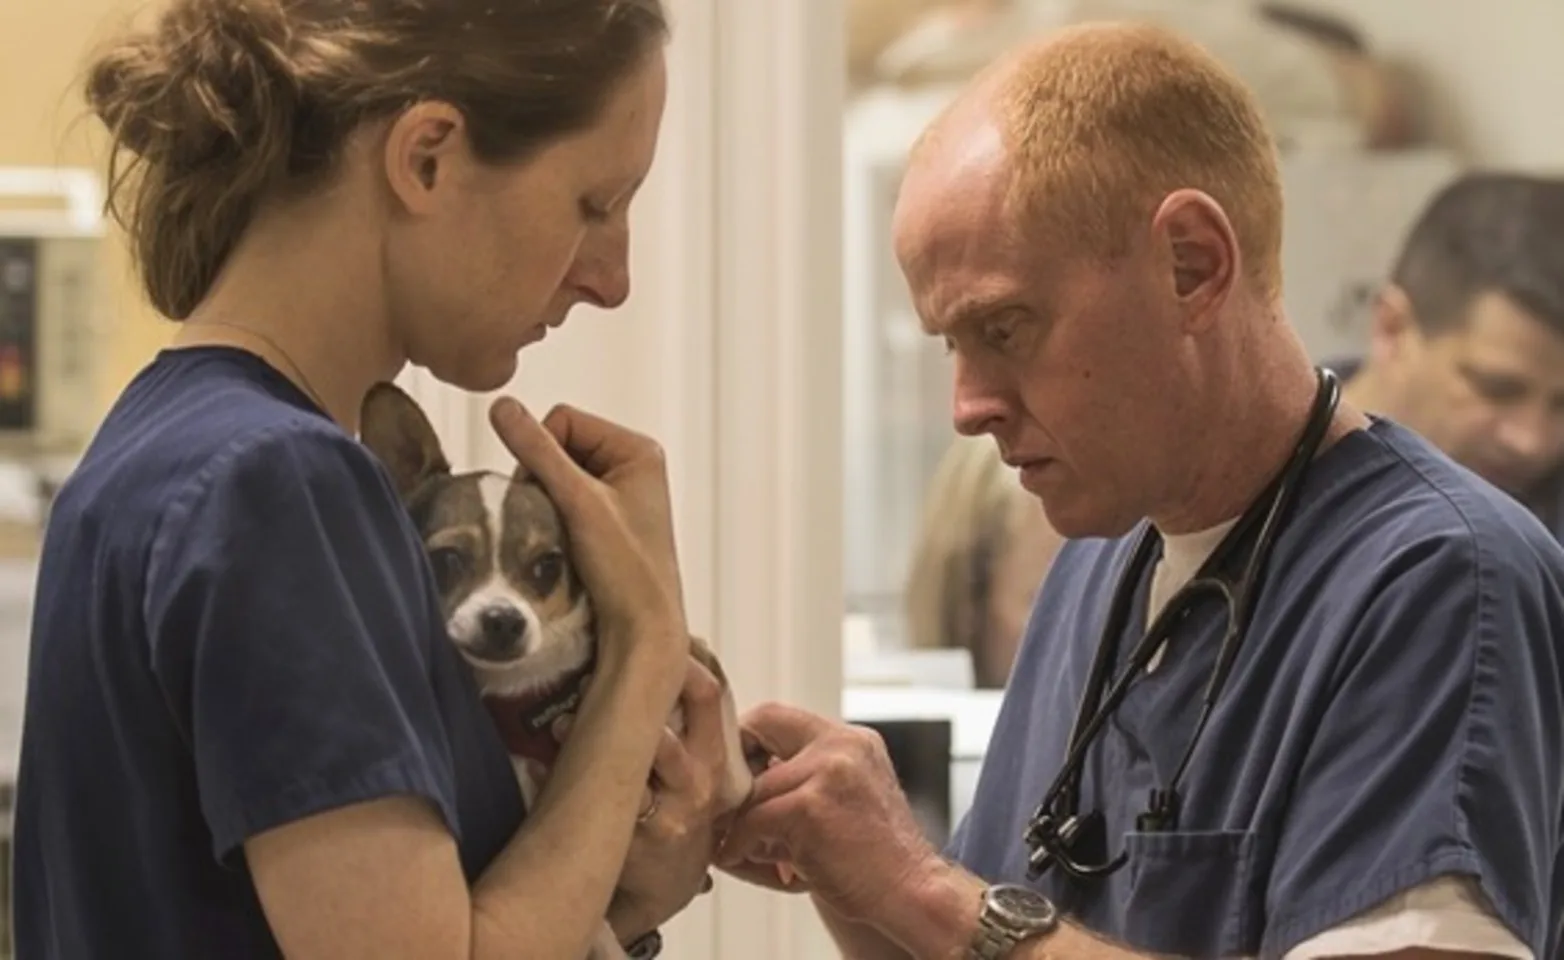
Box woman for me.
[904,435,1064,688]
[11,1,726,957]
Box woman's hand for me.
[489,398,686,682]
[601,656,736,941]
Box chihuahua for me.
[360,382,754,960]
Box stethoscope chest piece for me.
[1024,808,1115,880]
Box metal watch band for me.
[969,884,1059,960]
[625,929,663,959]
[970,923,1024,960]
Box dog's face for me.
[360,383,595,697]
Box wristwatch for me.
[625,929,662,959]
[969,884,1060,959]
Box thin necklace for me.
[189,320,333,416]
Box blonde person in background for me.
[905,434,1065,688]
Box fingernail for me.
[491,397,526,425]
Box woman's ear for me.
[381,101,469,217]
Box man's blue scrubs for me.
[1326,356,1564,541]
[12,347,525,958]
[946,419,1564,959]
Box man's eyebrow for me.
[922,296,1015,335]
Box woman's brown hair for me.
[84,0,669,320]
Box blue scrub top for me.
[12,347,524,958]
[1326,355,1564,541]
[947,419,1564,959]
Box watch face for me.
[989,885,1058,930]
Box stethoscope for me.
[1021,367,1341,881]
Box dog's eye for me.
[427,546,469,592]
[529,551,564,593]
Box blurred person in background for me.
[1336,172,1564,540]
[904,434,1064,688]
[849,0,1418,148]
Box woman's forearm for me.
[470,641,680,960]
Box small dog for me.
[360,382,754,960]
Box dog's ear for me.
[360,382,451,498]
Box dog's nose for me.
[478,606,528,651]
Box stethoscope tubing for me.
[1023,368,1342,880]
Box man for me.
[1334,172,1564,540]
[717,21,1562,960]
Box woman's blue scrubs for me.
[11,347,524,958]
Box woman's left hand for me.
[560,654,734,942]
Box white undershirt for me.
[1139,521,1531,960]
[1144,519,1239,670]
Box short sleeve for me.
[944,811,972,863]
[143,423,458,864]
[1261,532,1562,959]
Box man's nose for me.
[951,356,1010,436]
[1496,410,1551,462]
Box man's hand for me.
[568,657,733,942]
[714,702,944,927]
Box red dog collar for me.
[484,658,596,769]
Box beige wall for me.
[0,0,172,423]
[1304,0,1564,170]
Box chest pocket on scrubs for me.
[1119,828,1261,958]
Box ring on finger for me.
[637,791,661,824]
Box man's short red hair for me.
[957,22,1285,298]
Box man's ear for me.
[1369,283,1423,366]
[360,382,452,498]
[1150,189,1239,330]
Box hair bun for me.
[86,0,299,175]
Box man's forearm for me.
[884,863,1152,960]
[814,894,912,959]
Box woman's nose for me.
[571,227,631,309]
[579,264,630,310]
